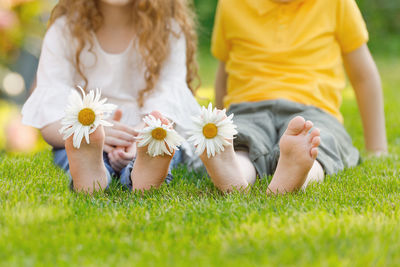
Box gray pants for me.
[228,99,360,177]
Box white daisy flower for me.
[187,103,237,158]
[137,115,184,157]
[59,86,117,149]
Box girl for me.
[21,0,201,192]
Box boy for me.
[200,0,387,194]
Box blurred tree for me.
[0,0,51,64]
[0,0,53,103]
[193,0,218,48]
[357,0,400,54]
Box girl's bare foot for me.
[192,108,249,193]
[65,126,108,193]
[268,116,321,195]
[130,111,174,191]
[199,141,248,192]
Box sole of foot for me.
[130,111,174,192]
[199,141,249,193]
[65,125,108,193]
[267,116,321,195]
[198,113,249,192]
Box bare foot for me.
[65,126,108,193]
[199,140,248,193]
[130,111,174,191]
[268,116,321,195]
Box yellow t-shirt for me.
[211,0,368,122]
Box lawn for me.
[0,53,399,266]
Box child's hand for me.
[108,143,137,172]
[104,109,138,153]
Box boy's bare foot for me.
[268,116,321,195]
[130,111,174,191]
[199,139,248,192]
[65,126,108,193]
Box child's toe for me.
[311,136,320,148]
[285,116,306,136]
[310,147,318,159]
[303,120,313,135]
[308,128,320,141]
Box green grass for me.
[1,54,400,266]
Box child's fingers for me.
[110,161,122,172]
[111,121,138,136]
[117,149,135,161]
[108,151,114,161]
[105,127,135,142]
[112,109,123,122]
[108,152,118,170]
[105,136,132,147]
[104,144,114,153]
[149,111,170,125]
[113,129,135,142]
[126,142,137,156]
[114,161,125,171]
[109,151,125,171]
[108,147,133,172]
[113,149,130,168]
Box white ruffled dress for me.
[22,17,201,157]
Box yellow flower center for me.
[202,123,218,139]
[151,127,167,140]
[78,108,96,126]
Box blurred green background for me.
[0,0,399,152]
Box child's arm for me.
[40,117,137,150]
[41,121,65,149]
[215,61,228,109]
[343,44,388,156]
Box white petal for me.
[143,115,157,127]
[154,141,163,157]
[84,127,90,144]
[99,120,113,127]
[85,90,94,106]
[148,139,157,156]
[138,134,152,147]
[160,141,171,156]
[62,126,75,140]
[94,88,101,103]
[207,139,218,158]
[59,124,70,134]
[207,103,213,113]
[213,136,225,152]
[73,127,84,148]
[195,140,206,156]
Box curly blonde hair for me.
[49,0,199,107]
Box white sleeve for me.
[142,25,201,136]
[21,17,76,129]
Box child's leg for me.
[267,116,321,194]
[118,149,182,189]
[234,148,324,192]
[65,125,109,193]
[130,111,175,191]
[271,99,360,191]
[198,103,276,192]
[236,151,257,185]
[301,160,324,190]
[199,116,320,193]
